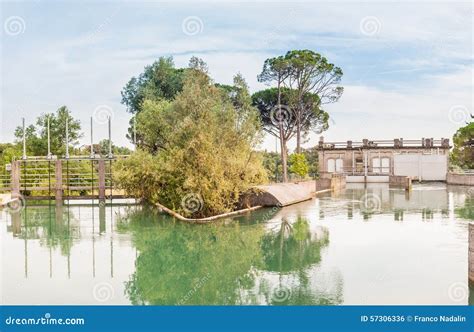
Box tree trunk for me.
[280,129,288,182]
[296,125,301,154]
[277,79,288,183]
[295,106,301,154]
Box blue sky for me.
[1,0,472,151]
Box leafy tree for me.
[0,143,22,165]
[258,56,292,182]
[288,153,309,178]
[13,106,82,157]
[115,68,267,217]
[284,50,343,152]
[98,139,132,157]
[259,151,282,182]
[121,57,186,114]
[301,147,319,176]
[252,87,328,177]
[451,122,474,169]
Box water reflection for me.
[6,203,117,280]
[316,183,472,222]
[121,208,340,305]
[1,183,472,305]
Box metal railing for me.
[318,138,449,149]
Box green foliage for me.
[288,153,309,178]
[115,69,267,217]
[257,50,342,155]
[301,147,319,176]
[123,207,265,305]
[451,122,474,169]
[121,57,186,114]
[252,87,329,141]
[0,143,22,165]
[121,208,341,305]
[13,106,82,157]
[98,139,132,156]
[114,150,162,202]
[259,151,282,182]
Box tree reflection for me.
[123,208,343,305]
[455,196,474,220]
[258,216,342,305]
[123,207,264,305]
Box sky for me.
[0,0,472,152]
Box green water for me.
[1,183,473,305]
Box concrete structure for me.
[447,172,474,186]
[389,175,412,190]
[316,137,450,182]
[240,176,346,208]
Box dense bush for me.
[115,69,267,218]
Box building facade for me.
[316,137,451,181]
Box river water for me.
[1,183,472,305]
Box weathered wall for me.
[447,173,474,186]
[389,175,412,190]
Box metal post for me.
[55,160,63,205]
[47,115,51,159]
[65,117,69,159]
[90,117,94,159]
[98,160,106,203]
[108,116,113,159]
[22,118,26,160]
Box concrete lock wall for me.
[447,173,474,186]
[393,154,447,181]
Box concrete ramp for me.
[240,181,318,207]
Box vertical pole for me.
[90,117,94,159]
[22,118,26,160]
[98,160,105,203]
[65,117,69,159]
[48,160,51,199]
[55,160,63,205]
[108,116,112,159]
[109,159,113,203]
[47,115,51,159]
